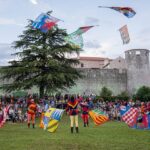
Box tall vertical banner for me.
[119,25,130,44]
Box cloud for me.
[84,41,101,49]
[84,17,99,25]
[29,0,38,5]
[0,43,17,66]
[0,18,23,26]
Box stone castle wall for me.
[68,68,127,95]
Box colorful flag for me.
[98,6,136,18]
[132,114,150,130]
[40,108,64,133]
[65,32,83,48]
[89,109,109,126]
[65,26,94,48]
[76,26,94,35]
[32,13,60,33]
[120,106,138,127]
[119,25,130,44]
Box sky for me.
[0,0,150,65]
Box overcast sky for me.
[0,0,150,65]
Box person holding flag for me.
[66,95,79,133]
[27,99,37,128]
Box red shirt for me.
[28,103,37,115]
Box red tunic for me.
[66,100,79,116]
[27,103,37,115]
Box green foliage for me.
[134,86,150,101]
[13,90,28,97]
[100,86,112,99]
[0,13,82,98]
[117,91,129,101]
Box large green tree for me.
[0,14,82,97]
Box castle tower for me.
[125,49,150,94]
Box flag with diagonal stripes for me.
[89,109,109,126]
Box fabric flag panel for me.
[119,25,130,44]
[89,109,109,126]
[39,108,64,133]
[132,114,150,130]
[32,13,60,33]
[120,106,138,127]
[98,6,136,18]
[76,26,94,35]
[65,26,94,48]
[65,32,83,48]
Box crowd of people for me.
[0,94,150,132]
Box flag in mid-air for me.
[76,26,94,35]
[98,6,136,18]
[32,13,60,33]
[119,25,130,44]
[89,109,109,126]
[65,26,94,48]
[65,31,83,48]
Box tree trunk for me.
[39,84,45,98]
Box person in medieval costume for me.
[27,99,37,128]
[80,100,89,127]
[66,95,79,133]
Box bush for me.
[117,91,129,101]
[134,86,150,102]
[100,87,112,97]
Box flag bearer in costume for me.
[80,100,89,127]
[66,96,79,133]
[27,99,37,128]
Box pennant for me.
[32,13,60,33]
[98,6,136,18]
[89,109,109,126]
[119,25,130,44]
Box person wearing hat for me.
[27,99,37,128]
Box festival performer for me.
[27,99,37,128]
[66,95,79,133]
[141,102,146,114]
[80,100,89,127]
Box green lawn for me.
[0,115,150,150]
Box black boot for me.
[76,127,79,133]
[71,127,73,133]
[32,124,35,128]
[87,121,89,127]
[28,123,30,128]
[84,123,86,127]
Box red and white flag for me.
[122,107,138,127]
[119,25,130,44]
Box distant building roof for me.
[79,56,111,61]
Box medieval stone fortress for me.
[69,49,150,95]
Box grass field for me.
[0,115,150,150]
